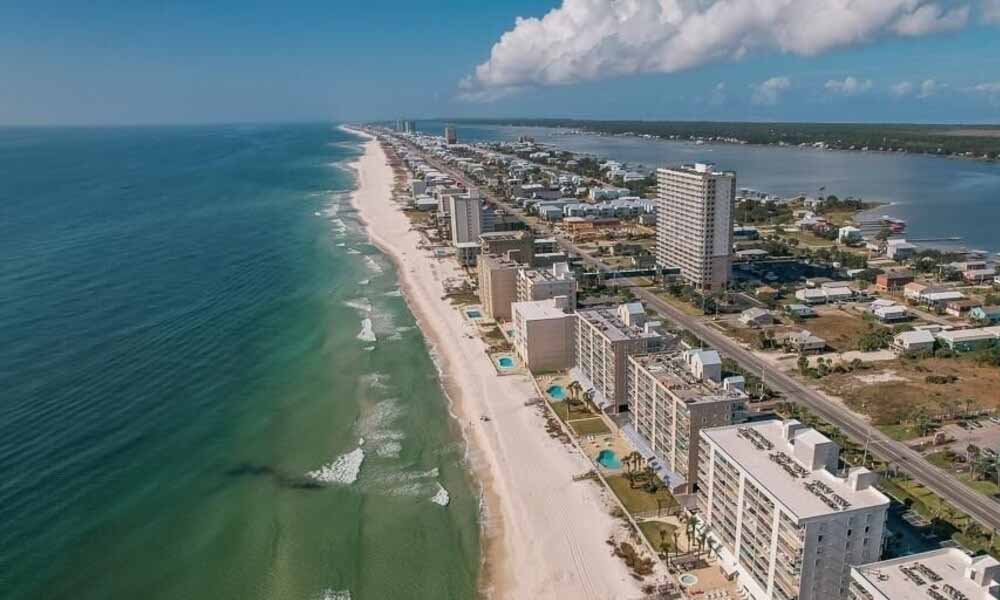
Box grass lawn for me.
[925,452,1000,498]
[570,417,611,437]
[655,291,705,317]
[879,423,928,442]
[551,400,597,422]
[780,230,834,248]
[639,521,678,553]
[606,474,679,515]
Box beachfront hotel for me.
[479,231,535,265]
[624,349,746,493]
[849,547,1000,600]
[478,257,577,322]
[697,420,889,600]
[477,253,520,321]
[511,296,577,373]
[575,303,670,413]
[516,262,577,309]
[656,163,736,291]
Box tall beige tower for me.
[656,163,735,291]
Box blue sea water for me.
[0,124,479,600]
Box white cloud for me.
[751,76,791,106]
[890,81,916,96]
[709,82,727,105]
[918,79,944,98]
[463,0,983,96]
[981,0,1000,22]
[969,81,1000,93]
[825,76,874,95]
[892,3,970,35]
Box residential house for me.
[783,330,827,353]
[875,271,914,292]
[740,308,774,328]
[892,330,936,354]
[945,299,982,318]
[970,305,1000,324]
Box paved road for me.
[391,133,1000,532]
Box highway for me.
[389,131,1000,532]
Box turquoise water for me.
[596,450,622,469]
[465,309,482,319]
[546,385,566,400]
[0,125,479,600]
[497,357,514,369]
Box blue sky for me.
[2,0,999,125]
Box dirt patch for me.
[802,311,871,352]
[820,357,1000,425]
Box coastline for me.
[343,127,644,599]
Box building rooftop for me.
[512,298,573,321]
[479,231,532,241]
[702,420,889,520]
[631,352,742,405]
[519,262,574,283]
[578,306,663,343]
[853,548,1000,600]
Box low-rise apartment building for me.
[576,303,670,413]
[626,350,746,492]
[849,547,999,600]
[511,296,577,373]
[697,420,889,600]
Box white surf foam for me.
[336,242,346,247]
[363,255,384,274]
[346,248,361,255]
[317,588,351,600]
[431,482,451,506]
[383,289,403,297]
[307,447,365,485]
[344,298,373,313]
[358,279,369,286]
[357,318,376,342]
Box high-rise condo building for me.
[444,125,457,145]
[656,163,736,291]
[849,548,999,600]
[625,349,746,493]
[697,420,889,600]
[575,303,670,413]
[511,296,577,373]
[450,190,483,246]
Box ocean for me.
[421,120,1000,254]
[0,124,480,600]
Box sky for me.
[2,0,1000,125]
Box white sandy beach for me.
[345,130,645,599]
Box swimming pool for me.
[678,574,698,587]
[596,449,622,469]
[466,309,482,319]
[546,384,566,399]
[497,356,514,369]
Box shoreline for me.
[342,127,644,599]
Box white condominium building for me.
[516,262,577,309]
[698,420,889,600]
[656,163,735,291]
[512,297,577,373]
[450,190,483,246]
[575,303,671,413]
[850,547,1000,600]
[626,349,746,493]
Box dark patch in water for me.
[226,462,324,491]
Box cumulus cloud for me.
[751,76,791,105]
[463,0,985,97]
[918,79,944,98]
[825,76,874,95]
[892,3,970,35]
[890,81,916,96]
